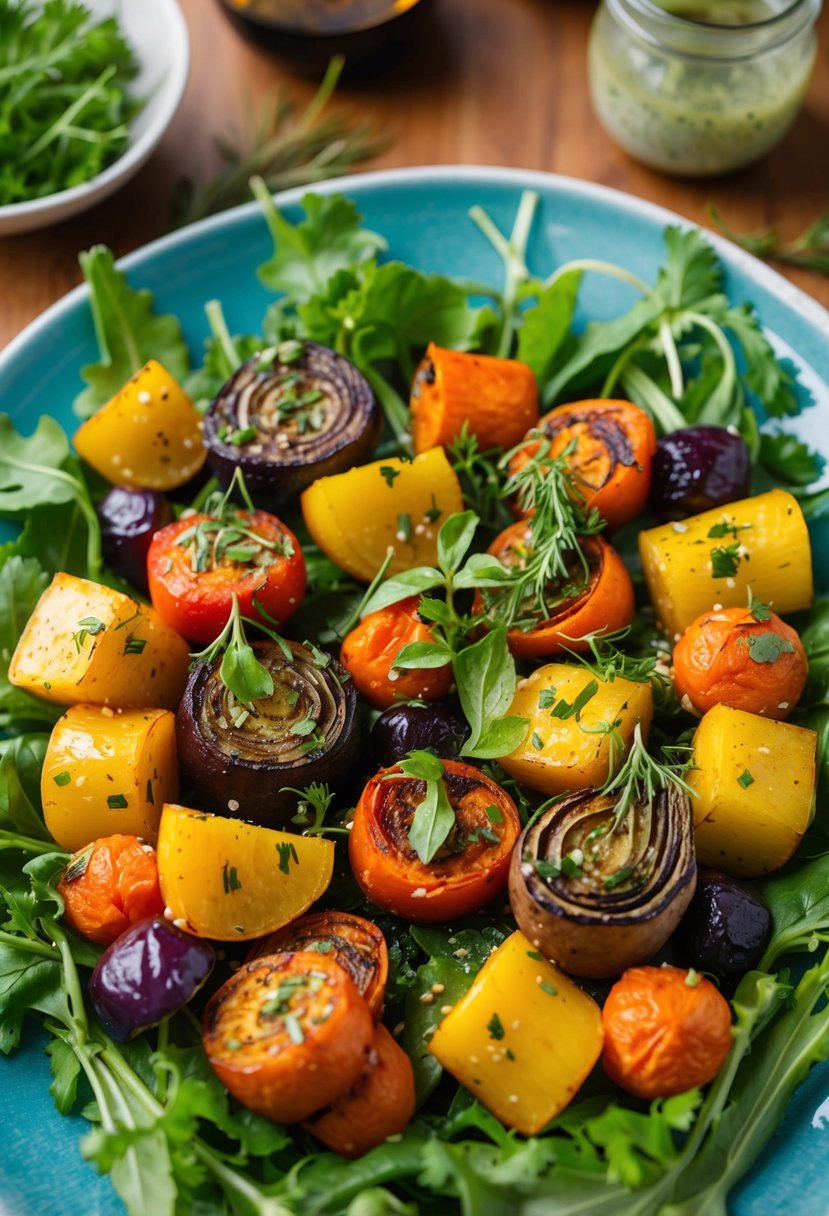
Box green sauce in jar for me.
[588,0,820,176]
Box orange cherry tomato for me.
[340,596,453,710]
[673,606,808,719]
[303,1023,416,1157]
[202,952,374,1124]
[410,343,539,455]
[147,508,305,644]
[349,759,521,922]
[249,911,389,1020]
[475,528,634,661]
[57,834,164,946]
[602,965,733,1100]
[508,400,656,531]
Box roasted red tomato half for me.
[349,759,521,922]
[147,509,306,643]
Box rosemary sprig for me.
[600,721,695,835]
[481,436,604,631]
[710,205,829,277]
[173,57,389,227]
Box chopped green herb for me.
[309,941,333,954]
[505,1047,516,1061]
[710,542,742,579]
[540,981,558,997]
[604,866,635,890]
[685,968,701,988]
[114,609,142,632]
[287,689,300,706]
[749,595,772,622]
[229,426,258,446]
[707,522,751,540]
[224,1038,242,1051]
[222,863,242,894]
[738,768,755,789]
[743,632,795,664]
[291,716,318,737]
[380,465,400,488]
[532,856,561,880]
[526,950,544,961]
[63,846,93,883]
[283,1013,305,1044]
[107,793,128,809]
[485,803,503,824]
[277,841,300,875]
[53,771,72,787]
[561,852,585,879]
[278,339,304,364]
[123,634,147,656]
[146,779,154,804]
[72,616,106,652]
[487,1012,505,1041]
[531,731,544,751]
[397,512,413,543]
[425,495,442,523]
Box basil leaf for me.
[397,751,445,783]
[455,628,528,759]
[360,567,444,617]
[454,552,511,590]
[407,777,455,865]
[517,269,582,385]
[393,641,453,670]
[437,511,478,577]
[220,642,274,705]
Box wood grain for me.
[1,0,827,350]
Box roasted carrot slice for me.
[202,952,373,1124]
[509,399,656,531]
[304,1023,416,1157]
[249,911,389,1020]
[58,834,164,946]
[410,344,538,455]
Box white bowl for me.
[0,0,190,237]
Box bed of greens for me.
[2,181,829,1216]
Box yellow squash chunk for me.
[639,489,813,639]
[429,930,603,1135]
[157,804,335,940]
[689,703,817,877]
[41,705,178,852]
[8,572,190,710]
[301,448,464,582]
[74,359,206,491]
[499,664,653,796]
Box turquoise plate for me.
[1,166,827,1215]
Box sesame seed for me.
[419,992,435,1005]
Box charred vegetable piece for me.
[340,596,453,710]
[371,703,467,768]
[58,835,164,946]
[689,704,817,877]
[500,664,653,797]
[89,916,215,1042]
[680,869,771,992]
[410,344,539,455]
[147,508,305,644]
[98,487,172,595]
[9,572,190,711]
[508,399,656,531]
[156,803,334,940]
[651,425,750,521]
[74,360,207,492]
[476,530,634,661]
[41,705,179,852]
[428,930,604,1136]
[639,489,813,638]
[250,910,389,1020]
[204,341,381,506]
[673,605,808,720]
[304,1022,416,1157]
[510,785,697,979]
[602,965,732,1100]
[202,952,374,1124]
[349,759,521,922]
[176,641,361,826]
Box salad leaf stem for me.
[469,190,539,358]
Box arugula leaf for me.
[456,629,528,759]
[758,853,829,967]
[255,185,386,301]
[0,554,62,732]
[516,271,581,385]
[74,246,190,420]
[0,734,51,841]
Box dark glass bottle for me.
[217,0,435,76]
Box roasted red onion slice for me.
[510,786,696,979]
[176,640,362,825]
[204,340,381,505]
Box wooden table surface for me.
[2,0,828,351]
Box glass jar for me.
[588,0,821,176]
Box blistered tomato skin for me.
[370,703,467,767]
[98,488,173,594]
[680,869,771,992]
[602,965,733,1100]
[89,917,215,1042]
[650,426,750,521]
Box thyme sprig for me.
[710,205,829,277]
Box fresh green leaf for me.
[0,554,62,732]
[393,640,453,670]
[759,431,824,486]
[455,628,528,759]
[437,511,479,577]
[743,632,795,664]
[517,270,581,384]
[360,567,444,616]
[74,247,190,419]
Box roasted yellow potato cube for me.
[8,572,190,710]
[157,804,335,940]
[689,703,817,877]
[41,705,178,851]
[74,359,206,491]
[429,930,603,1135]
[499,663,653,796]
[301,447,464,582]
[639,489,813,638]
